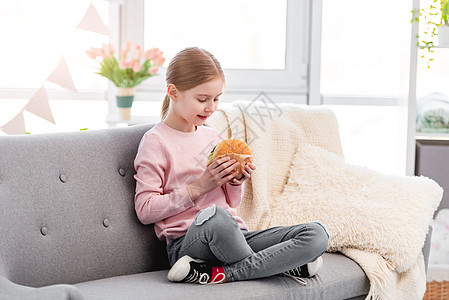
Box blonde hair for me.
[161,47,225,120]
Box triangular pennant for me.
[46,56,77,91]
[0,110,26,135]
[76,3,110,36]
[25,87,56,124]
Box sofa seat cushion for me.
[74,253,369,300]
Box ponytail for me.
[160,94,171,120]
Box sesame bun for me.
[206,139,253,180]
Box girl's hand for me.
[228,163,256,186]
[187,157,240,201]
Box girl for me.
[134,47,329,285]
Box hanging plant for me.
[411,0,448,68]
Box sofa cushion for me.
[74,253,369,300]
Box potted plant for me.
[87,41,165,120]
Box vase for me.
[116,87,135,120]
[438,25,449,48]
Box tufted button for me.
[59,174,67,183]
[103,219,110,228]
[118,168,126,177]
[41,227,48,236]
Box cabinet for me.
[415,136,449,216]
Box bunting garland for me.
[0,1,118,135]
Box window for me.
[137,0,309,103]
[144,0,287,70]
[319,0,414,175]
[326,105,402,176]
[320,0,410,98]
[417,49,449,98]
[1,0,416,176]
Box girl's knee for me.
[308,222,330,252]
[194,205,234,229]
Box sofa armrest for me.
[422,225,433,275]
[0,277,84,300]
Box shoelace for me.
[183,269,210,284]
[183,269,225,285]
[209,273,226,284]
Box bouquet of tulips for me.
[87,41,165,87]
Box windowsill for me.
[105,113,160,127]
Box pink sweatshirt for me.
[134,122,248,243]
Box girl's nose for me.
[205,102,215,112]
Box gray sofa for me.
[0,124,431,300]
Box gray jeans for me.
[166,205,330,282]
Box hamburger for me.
[206,139,253,180]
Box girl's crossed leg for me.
[167,206,329,284]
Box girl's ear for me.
[167,84,179,102]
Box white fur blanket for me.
[206,100,443,300]
[272,143,441,299]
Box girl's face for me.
[169,77,224,131]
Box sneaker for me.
[280,256,323,285]
[167,255,226,284]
